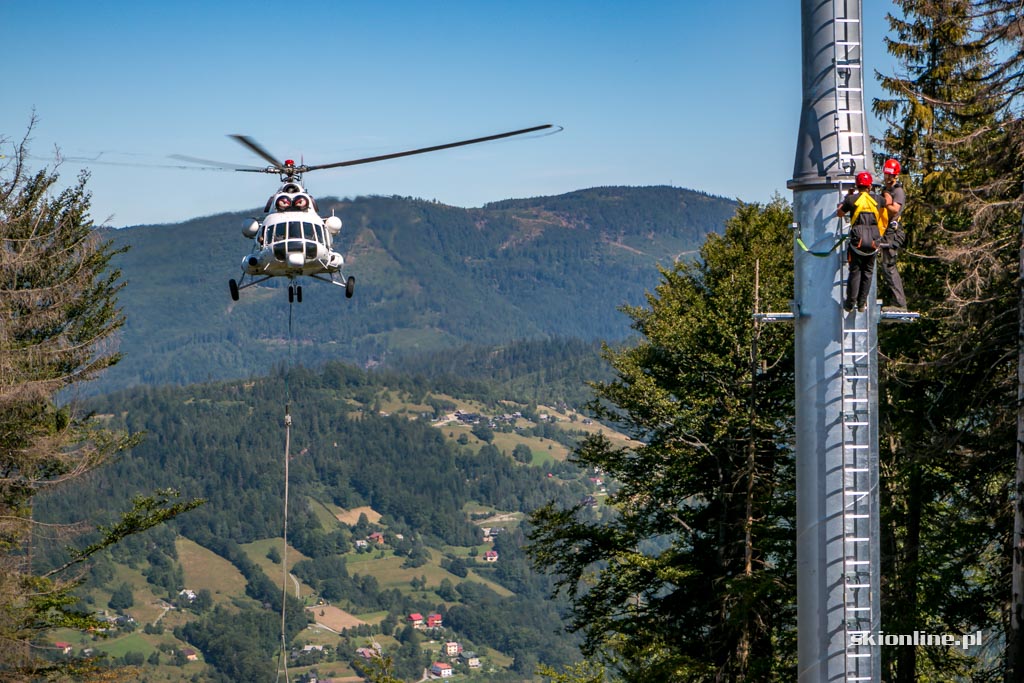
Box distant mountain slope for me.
[91,186,735,394]
[39,363,601,678]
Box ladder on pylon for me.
[832,0,869,178]
[833,3,876,677]
[840,309,875,682]
[835,3,876,679]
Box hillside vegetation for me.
[38,356,618,680]
[93,186,734,394]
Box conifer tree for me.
[0,123,200,678]
[527,199,796,681]
[873,2,1021,680]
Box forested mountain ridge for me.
[39,360,617,680]
[92,186,735,395]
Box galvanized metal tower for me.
[788,0,881,681]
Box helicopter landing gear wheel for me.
[345,276,355,299]
[229,279,239,301]
[288,285,295,303]
[296,285,302,303]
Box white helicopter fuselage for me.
[240,187,344,278]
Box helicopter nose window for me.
[303,222,317,240]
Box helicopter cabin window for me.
[266,223,289,244]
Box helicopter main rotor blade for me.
[168,153,264,171]
[304,124,556,172]
[229,134,285,169]
[25,151,245,173]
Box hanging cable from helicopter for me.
[194,123,562,681]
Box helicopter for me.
[204,124,557,303]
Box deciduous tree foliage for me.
[527,199,795,682]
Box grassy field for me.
[344,550,514,599]
[240,538,317,600]
[334,504,382,526]
[307,604,367,631]
[308,497,346,529]
[176,536,247,605]
[490,430,569,463]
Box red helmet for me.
[856,171,873,188]
[883,158,901,175]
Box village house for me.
[426,612,443,628]
[483,550,499,562]
[53,642,72,656]
[443,641,461,657]
[407,612,424,628]
[459,651,482,668]
[430,661,454,678]
[368,531,385,544]
[181,648,199,662]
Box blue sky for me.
[4,1,897,227]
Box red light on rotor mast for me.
[285,159,295,167]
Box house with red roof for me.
[430,661,454,678]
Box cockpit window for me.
[264,220,324,243]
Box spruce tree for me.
[873,2,1021,680]
[0,124,200,677]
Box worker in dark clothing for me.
[838,171,882,313]
[879,158,908,311]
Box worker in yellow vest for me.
[837,172,882,313]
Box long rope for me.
[275,293,296,682]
